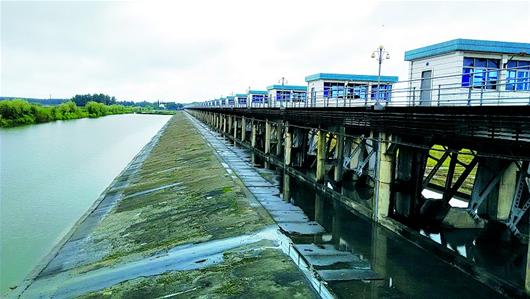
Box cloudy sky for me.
[1,1,529,103]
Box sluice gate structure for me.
[187,105,530,298]
[188,38,530,297]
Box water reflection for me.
[226,138,521,298]
[282,172,505,298]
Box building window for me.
[324,82,346,98]
[371,84,392,101]
[252,94,267,103]
[461,57,499,89]
[350,84,368,99]
[324,82,369,100]
[237,97,247,104]
[276,90,291,101]
[506,60,530,91]
[292,91,307,102]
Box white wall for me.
[306,79,393,107]
[408,51,530,106]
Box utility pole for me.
[371,45,390,110]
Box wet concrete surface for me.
[16,124,169,289]
[22,227,279,298]
[188,113,509,299]
[17,113,319,298]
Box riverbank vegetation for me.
[1,93,183,128]
[0,99,134,128]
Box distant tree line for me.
[0,99,134,128]
[0,97,67,105]
[70,94,184,110]
[1,94,185,111]
[0,93,184,127]
[71,94,117,106]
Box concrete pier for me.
[497,162,517,221]
[251,120,257,165]
[241,117,246,143]
[334,127,345,182]
[374,133,393,221]
[264,120,272,168]
[316,129,326,182]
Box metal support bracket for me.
[505,162,530,237]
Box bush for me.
[0,99,132,127]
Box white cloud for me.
[1,0,529,102]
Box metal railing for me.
[194,67,530,109]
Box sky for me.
[1,0,529,103]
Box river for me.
[0,114,172,294]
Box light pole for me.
[371,45,390,109]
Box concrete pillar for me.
[241,117,246,143]
[264,120,272,168]
[251,121,257,165]
[228,115,232,134]
[275,123,283,158]
[283,174,290,202]
[265,120,271,155]
[473,158,508,218]
[315,193,324,224]
[222,115,227,134]
[316,129,326,182]
[334,127,345,182]
[284,125,292,166]
[331,200,342,247]
[233,117,238,145]
[374,133,393,221]
[497,162,517,221]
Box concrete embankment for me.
[16,112,316,298]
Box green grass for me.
[426,145,477,195]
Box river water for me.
[0,114,172,294]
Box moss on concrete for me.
[77,112,275,271]
[49,112,315,297]
[79,245,316,299]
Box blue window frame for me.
[276,90,291,101]
[370,84,392,101]
[506,60,530,91]
[292,91,307,102]
[352,84,368,99]
[251,94,267,103]
[461,57,499,89]
[324,82,346,98]
[324,82,369,100]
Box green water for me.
[0,114,172,294]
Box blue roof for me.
[266,85,307,91]
[248,90,268,95]
[305,73,399,83]
[235,93,247,97]
[404,39,530,61]
[227,95,235,99]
